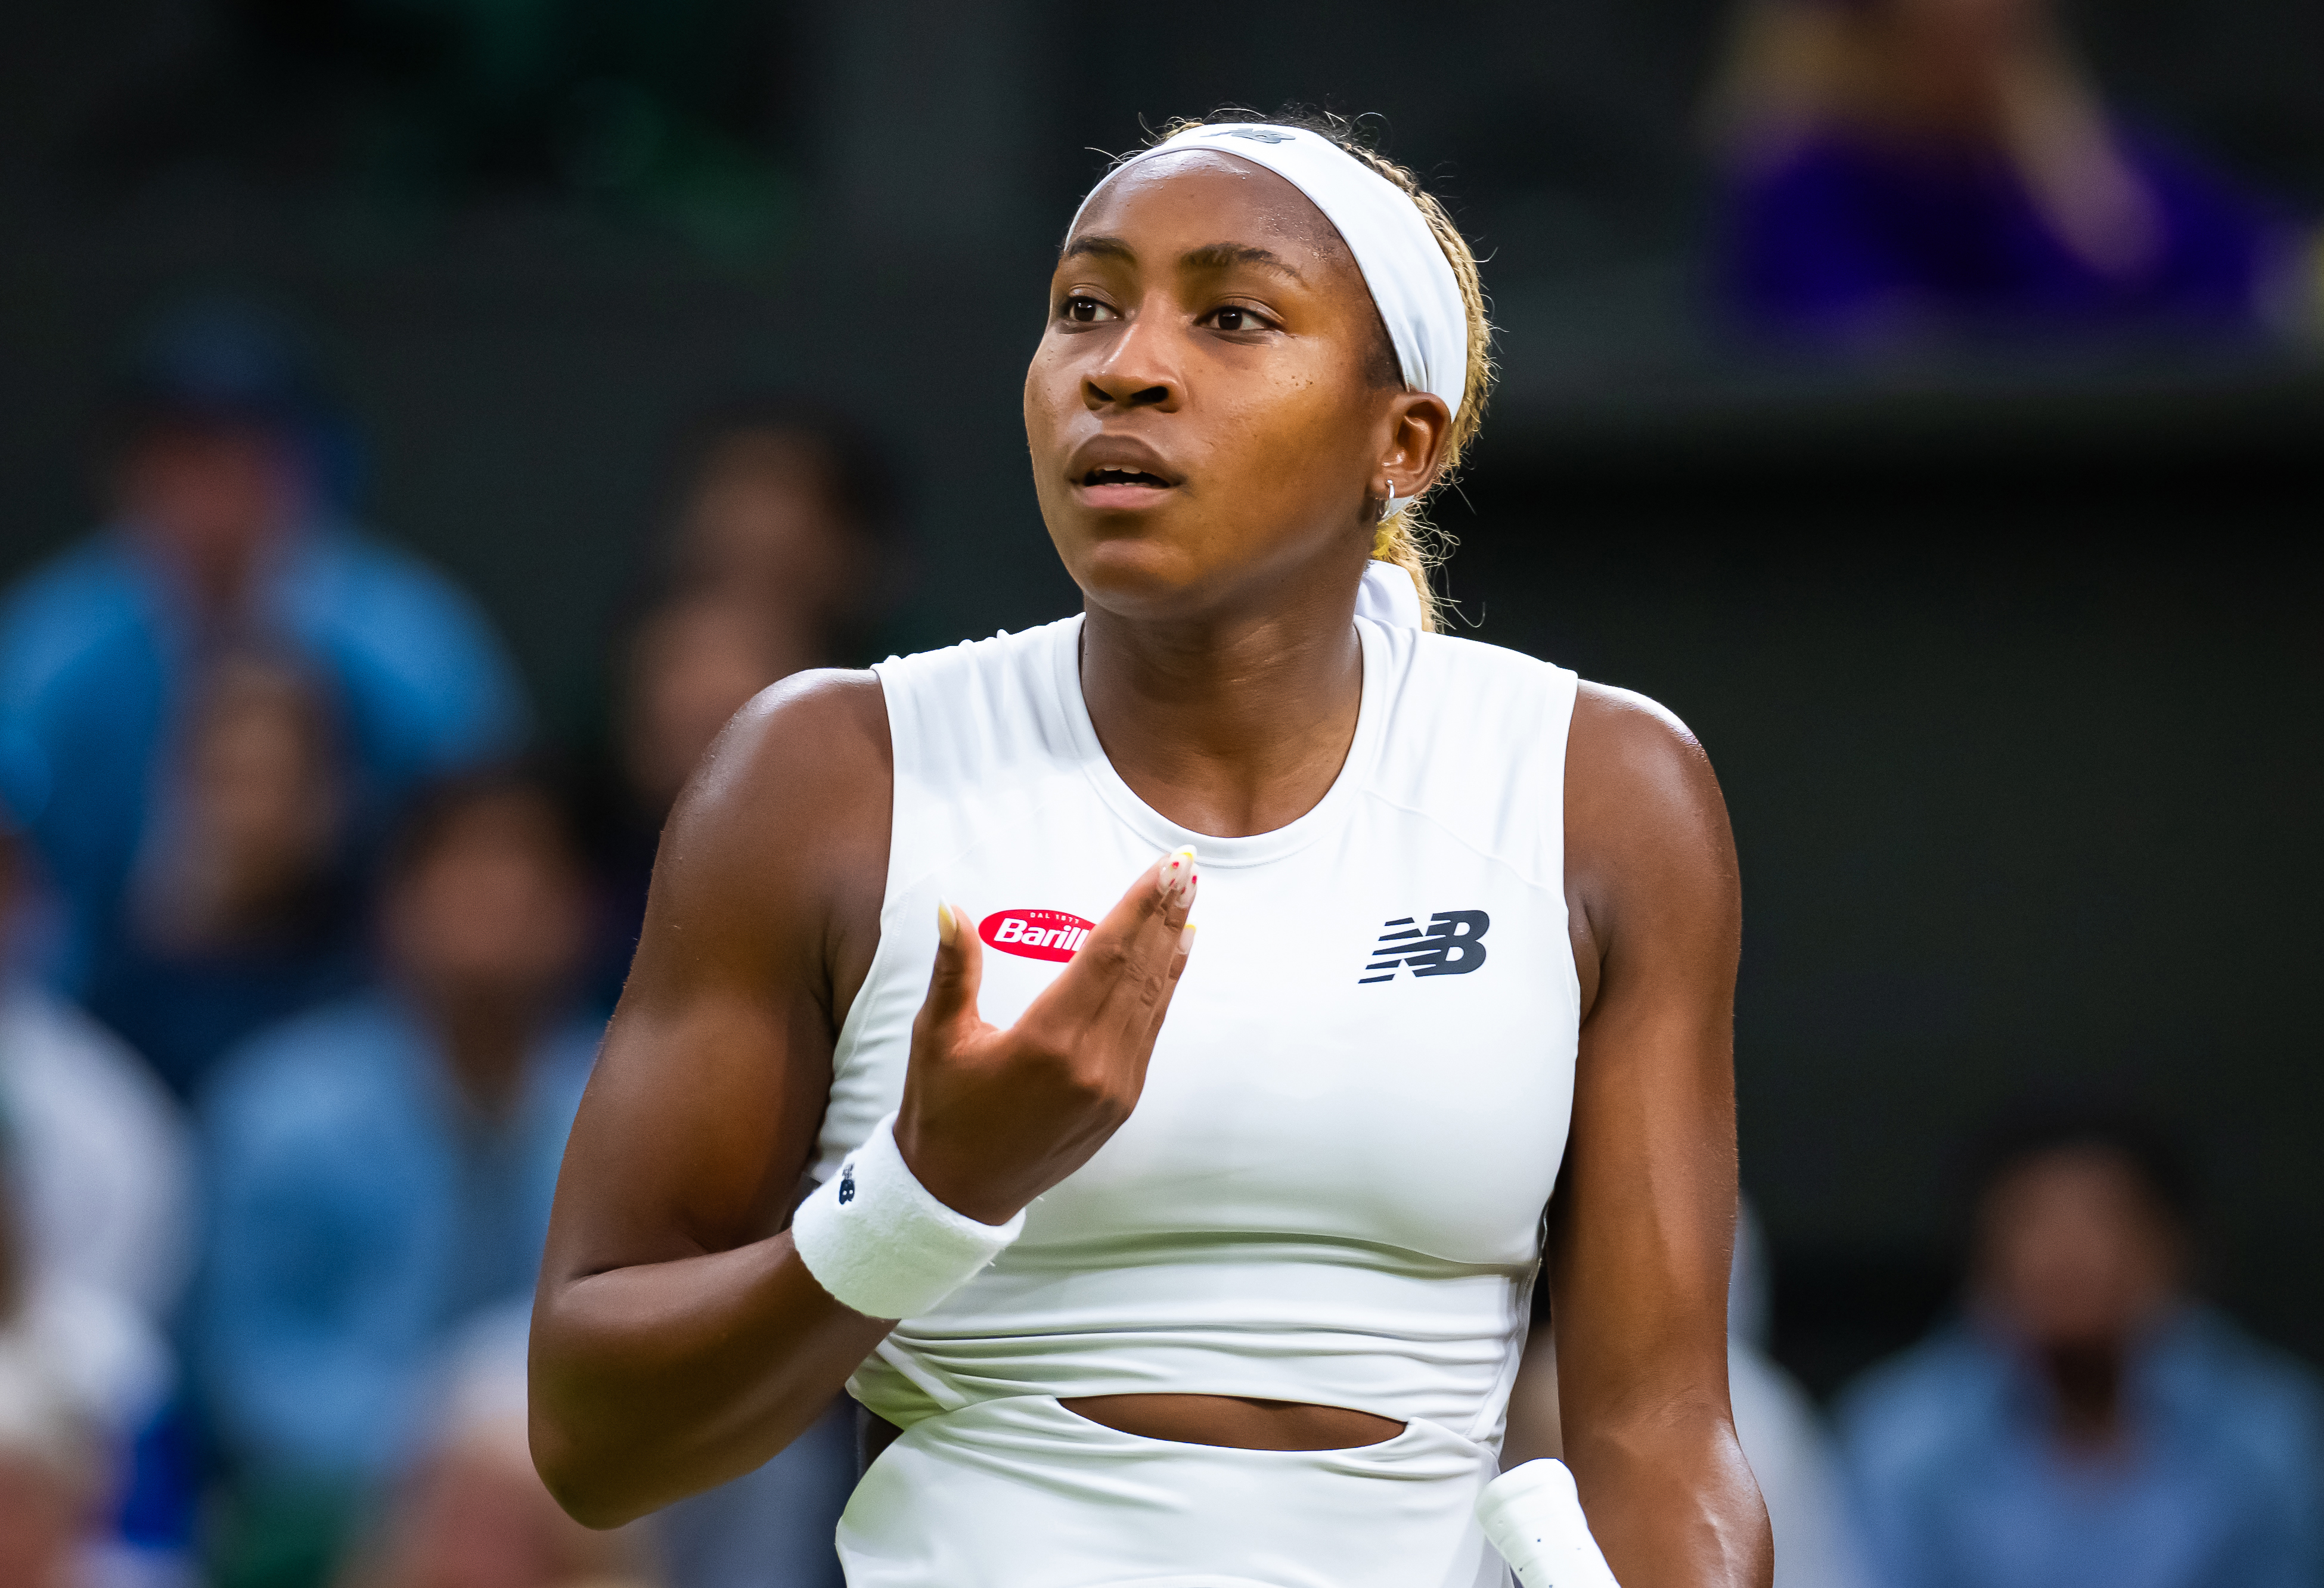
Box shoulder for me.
[0,537,148,691]
[874,618,1083,780]
[291,524,488,620]
[647,667,890,955]
[0,986,182,1138]
[1569,680,1713,791]
[672,667,889,838]
[201,995,412,1150]
[2163,1309,2324,1462]
[1563,680,1736,953]
[1835,1326,2006,1478]
[281,528,521,690]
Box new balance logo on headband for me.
[1218,127,1295,144]
[1359,911,1490,983]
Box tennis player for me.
[530,110,1770,1588]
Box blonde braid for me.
[1150,111,1497,632]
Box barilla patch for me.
[979,907,1095,962]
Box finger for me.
[917,900,985,1037]
[1128,921,1197,1086]
[1090,865,1197,1059]
[1035,847,1196,1024]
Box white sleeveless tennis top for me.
[820,612,1581,1446]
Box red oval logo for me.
[979,907,1094,962]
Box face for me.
[679,432,862,617]
[623,598,783,810]
[1975,1147,2182,1349]
[1025,151,1449,624]
[117,421,304,588]
[384,795,589,1008]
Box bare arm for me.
[528,671,1200,1527]
[528,671,896,1525]
[1552,682,1769,1588]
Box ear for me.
[1377,391,1454,504]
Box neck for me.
[2041,1336,2130,1452]
[421,986,544,1122]
[1079,563,1367,838]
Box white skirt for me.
[836,1394,1511,1588]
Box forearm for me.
[1563,1409,1770,1588]
[529,1231,891,1527]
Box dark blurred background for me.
[2,2,2321,1581]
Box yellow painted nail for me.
[937,901,958,946]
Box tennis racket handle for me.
[1475,1459,1624,1588]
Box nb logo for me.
[837,1162,857,1205]
[1360,911,1490,984]
[1218,126,1295,144]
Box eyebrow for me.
[1060,235,1305,281]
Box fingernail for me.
[1180,923,1198,953]
[937,901,959,946]
[1158,845,1197,901]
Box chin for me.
[1064,533,1214,621]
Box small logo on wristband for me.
[837,1162,857,1204]
[1359,910,1491,983]
[979,907,1096,963]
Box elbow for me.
[529,1412,653,1531]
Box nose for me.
[1082,304,1180,412]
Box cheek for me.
[1211,371,1368,504]
[1023,340,1074,453]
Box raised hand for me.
[894,849,1199,1224]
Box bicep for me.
[541,673,889,1281]
[1550,684,1742,1423]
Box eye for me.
[1203,304,1277,334]
[1062,296,1117,324]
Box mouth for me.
[1065,436,1183,509]
[1079,465,1174,490]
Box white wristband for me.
[1475,1459,1624,1588]
[792,1112,1025,1320]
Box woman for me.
[530,110,1768,1587]
[1707,0,2303,337]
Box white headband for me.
[1072,123,1469,424]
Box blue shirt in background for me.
[197,992,597,1481]
[1838,1308,2324,1588]
[0,523,527,1087]
[1722,129,2293,338]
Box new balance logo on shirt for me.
[1359,911,1490,983]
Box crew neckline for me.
[1048,612,1391,870]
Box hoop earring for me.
[1376,481,1404,524]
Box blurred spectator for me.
[0,301,526,1092]
[334,1306,653,1588]
[100,652,363,1096]
[1707,0,2311,339]
[0,815,196,1328]
[618,596,790,824]
[2,812,198,1585]
[0,1336,100,1588]
[1838,1104,2324,1588]
[1504,1204,1869,1588]
[658,402,889,666]
[588,405,890,1008]
[200,770,600,1586]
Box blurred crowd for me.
[0,304,876,1588]
[0,0,2319,1581]
[1707,0,2320,341]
